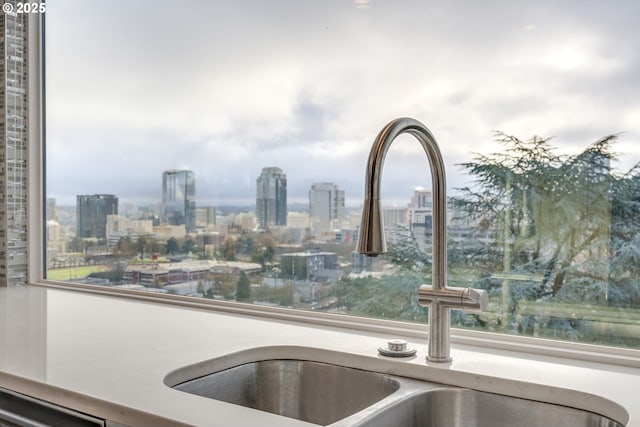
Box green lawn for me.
[47,265,108,281]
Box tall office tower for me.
[0,10,29,286]
[162,169,196,233]
[309,182,345,233]
[76,195,119,239]
[408,188,432,226]
[407,188,433,252]
[204,206,216,225]
[46,198,57,221]
[256,167,287,229]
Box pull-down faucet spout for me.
[357,117,487,362]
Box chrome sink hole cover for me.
[378,339,417,358]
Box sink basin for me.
[167,348,627,427]
[357,388,624,427]
[172,359,400,426]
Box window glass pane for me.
[45,0,640,348]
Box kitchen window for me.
[42,1,640,353]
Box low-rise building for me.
[123,260,262,286]
[280,251,338,280]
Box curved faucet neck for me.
[361,117,447,291]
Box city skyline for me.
[55,167,359,214]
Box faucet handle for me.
[417,285,488,362]
[418,285,487,312]
[461,287,488,311]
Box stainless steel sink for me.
[168,353,626,427]
[172,359,400,426]
[355,388,625,427]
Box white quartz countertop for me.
[0,285,638,427]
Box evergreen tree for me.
[236,271,251,302]
[221,237,236,261]
[165,237,180,255]
[450,132,639,340]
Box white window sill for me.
[35,279,640,369]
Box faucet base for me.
[426,355,452,363]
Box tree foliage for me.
[336,273,427,322]
[165,237,180,255]
[215,273,237,300]
[181,237,197,254]
[385,225,430,273]
[449,132,640,342]
[236,271,251,302]
[116,235,166,259]
[220,237,236,261]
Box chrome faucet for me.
[357,117,488,362]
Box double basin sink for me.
[165,351,625,426]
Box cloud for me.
[46,0,640,208]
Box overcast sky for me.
[45,0,640,208]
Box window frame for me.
[28,10,640,370]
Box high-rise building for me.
[408,188,432,226]
[383,207,407,229]
[0,10,30,285]
[46,198,57,221]
[195,206,217,228]
[309,182,345,233]
[407,188,433,251]
[162,169,196,233]
[256,167,287,229]
[76,195,118,239]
